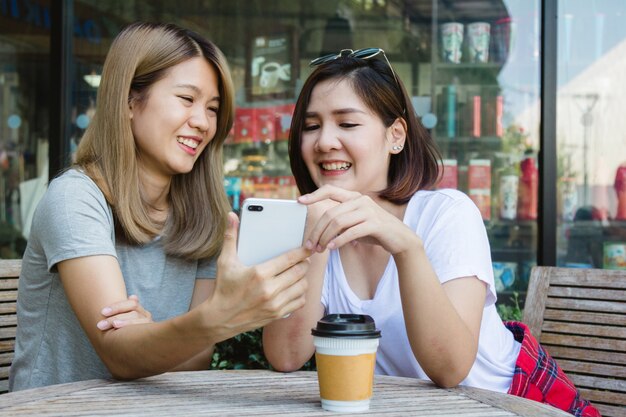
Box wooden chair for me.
[0,259,21,394]
[523,266,626,417]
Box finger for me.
[101,297,140,317]
[305,200,363,250]
[220,212,240,262]
[256,246,312,278]
[96,312,152,331]
[275,274,308,318]
[298,185,358,205]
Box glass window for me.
[0,3,50,258]
[13,1,542,303]
[557,0,626,270]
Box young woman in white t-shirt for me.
[262,48,599,417]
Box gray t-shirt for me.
[9,169,216,391]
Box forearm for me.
[263,253,327,371]
[96,306,217,379]
[394,242,480,387]
[170,346,215,372]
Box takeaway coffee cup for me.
[312,314,381,412]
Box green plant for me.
[210,329,316,371]
[496,291,523,322]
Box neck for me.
[138,167,171,221]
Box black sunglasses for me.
[309,48,401,91]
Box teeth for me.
[177,137,198,149]
[321,162,351,171]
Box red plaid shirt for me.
[504,321,601,417]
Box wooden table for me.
[0,370,570,416]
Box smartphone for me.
[237,198,307,266]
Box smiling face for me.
[301,78,404,195]
[130,56,220,183]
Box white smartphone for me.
[237,198,307,266]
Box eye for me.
[303,124,319,132]
[179,96,193,103]
[339,122,359,128]
[207,106,219,114]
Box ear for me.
[388,117,407,153]
[128,95,134,119]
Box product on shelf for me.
[603,242,626,269]
[560,177,578,221]
[467,22,491,63]
[234,108,257,143]
[468,159,492,220]
[274,103,296,141]
[224,176,242,211]
[491,17,515,64]
[446,84,457,137]
[440,22,463,63]
[517,153,538,220]
[614,163,626,220]
[438,159,458,189]
[499,174,518,220]
[256,106,276,143]
[492,261,517,292]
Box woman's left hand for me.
[96,295,153,331]
[298,185,417,254]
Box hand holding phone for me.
[237,198,307,266]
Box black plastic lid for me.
[311,314,381,339]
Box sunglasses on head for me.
[309,48,401,91]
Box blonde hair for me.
[75,22,234,260]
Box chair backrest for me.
[0,259,21,394]
[523,266,626,417]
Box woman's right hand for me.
[96,295,153,331]
[207,212,312,338]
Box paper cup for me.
[312,314,381,412]
[467,22,491,63]
[441,22,464,63]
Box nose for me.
[189,105,210,133]
[315,126,342,152]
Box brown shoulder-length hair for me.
[288,55,442,205]
[75,22,234,260]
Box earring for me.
[392,145,403,151]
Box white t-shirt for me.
[321,189,521,393]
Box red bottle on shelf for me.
[615,164,626,220]
[517,153,538,220]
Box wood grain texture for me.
[0,370,571,416]
[0,259,20,395]
[523,266,626,417]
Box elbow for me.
[267,356,305,373]
[101,355,154,381]
[106,363,144,381]
[431,374,464,389]
[428,364,471,389]
[424,357,472,388]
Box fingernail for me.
[305,240,313,250]
[328,241,336,249]
[316,244,323,252]
[97,320,110,330]
[101,307,112,316]
[299,195,309,201]
[113,320,125,328]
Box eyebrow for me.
[305,108,367,118]
[174,84,220,102]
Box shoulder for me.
[45,169,108,209]
[409,188,478,216]
[34,169,112,229]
